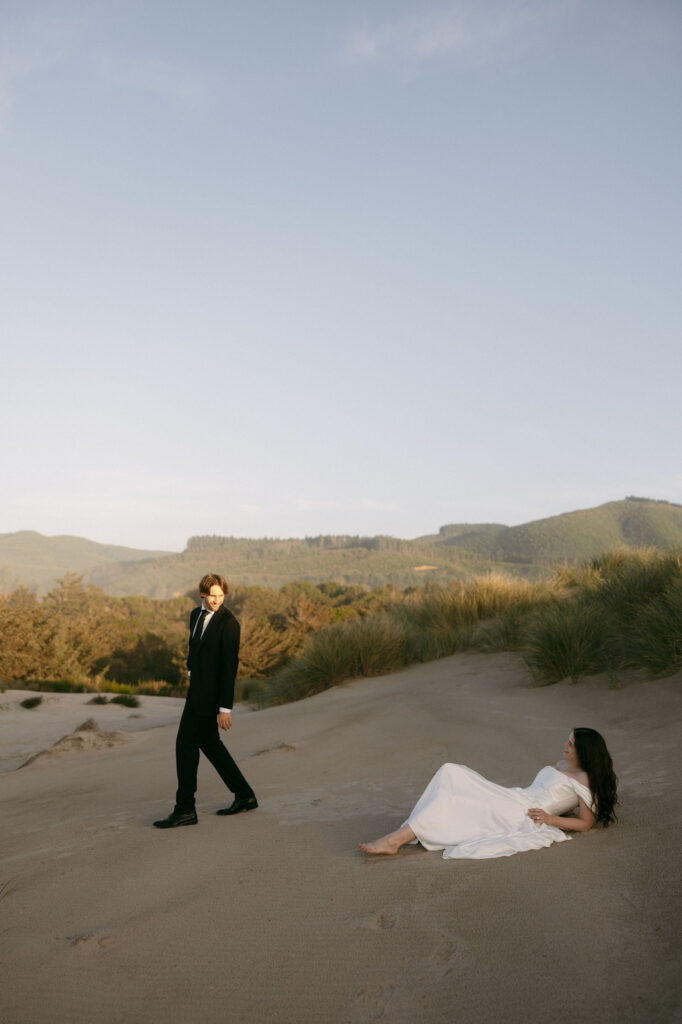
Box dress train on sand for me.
[404,764,594,860]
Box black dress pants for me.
[175,703,254,813]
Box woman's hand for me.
[528,807,551,826]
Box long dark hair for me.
[573,727,618,826]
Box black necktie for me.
[193,609,208,642]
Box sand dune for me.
[0,690,185,773]
[19,725,129,768]
[1,653,680,1024]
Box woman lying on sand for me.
[359,728,618,860]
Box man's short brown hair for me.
[199,573,228,596]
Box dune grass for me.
[258,551,682,704]
[472,607,533,653]
[8,550,677,707]
[110,693,140,708]
[260,575,549,705]
[521,600,616,685]
[531,549,682,682]
[623,577,682,675]
[262,615,408,706]
[20,695,43,709]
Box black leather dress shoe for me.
[153,810,198,828]
[216,795,258,816]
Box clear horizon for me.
[2,2,681,550]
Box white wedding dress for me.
[405,763,594,860]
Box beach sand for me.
[1,653,680,1024]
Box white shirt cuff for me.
[219,707,232,714]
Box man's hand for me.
[218,712,232,731]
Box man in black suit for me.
[154,573,257,828]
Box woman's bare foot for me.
[358,836,401,855]
[358,824,416,856]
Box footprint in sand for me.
[351,983,395,1021]
[429,933,469,976]
[347,908,397,931]
[66,932,114,951]
[253,742,296,757]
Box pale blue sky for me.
[1,1,680,550]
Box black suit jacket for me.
[186,604,240,715]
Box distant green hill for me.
[88,534,493,598]
[0,531,168,595]
[442,499,682,564]
[1,499,680,598]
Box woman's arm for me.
[528,797,595,832]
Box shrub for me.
[472,607,529,652]
[345,614,407,677]
[625,579,682,676]
[262,621,372,706]
[454,574,541,624]
[522,600,615,685]
[403,621,467,663]
[86,694,110,705]
[110,693,140,708]
[591,550,681,626]
[20,696,43,709]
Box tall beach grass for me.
[260,575,548,705]
[524,549,682,684]
[258,552,682,704]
